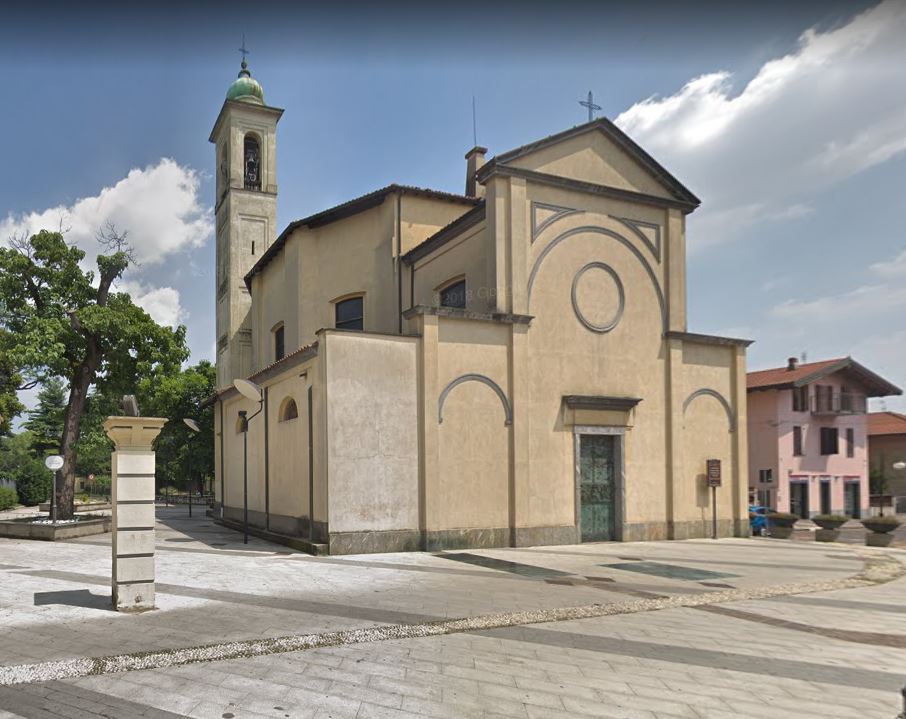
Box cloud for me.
[771,283,906,322]
[117,280,186,328]
[0,158,212,265]
[871,247,906,278]
[615,0,906,250]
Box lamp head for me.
[894,461,906,471]
[183,418,200,433]
[233,378,263,403]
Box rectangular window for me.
[440,280,467,309]
[335,296,364,331]
[792,386,809,412]
[274,325,285,362]
[820,427,839,455]
[792,425,803,456]
[758,469,773,483]
[846,427,855,458]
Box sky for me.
[2,0,905,413]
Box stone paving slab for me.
[0,508,867,670]
[2,508,906,718]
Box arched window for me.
[244,134,261,191]
[439,278,466,309]
[334,295,364,331]
[279,397,299,422]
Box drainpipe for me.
[264,386,270,531]
[308,383,314,541]
[219,401,225,518]
[397,191,403,334]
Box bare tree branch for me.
[96,222,138,266]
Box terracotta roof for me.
[868,411,906,436]
[747,356,902,397]
[244,184,479,287]
[200,341,319,408]
[747,358,846,390]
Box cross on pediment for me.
[579,91,601,123]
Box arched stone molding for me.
[682,388,736,432]
[609,216,661,263]
[531,201,582,242]
[526,225,666,332]
[438,373,513,426]
[570,262,625,333]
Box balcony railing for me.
[811,391,867,415]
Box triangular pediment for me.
[495,120,699,206]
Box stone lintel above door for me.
[562,395,641,429]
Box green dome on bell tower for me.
[226,58,264,105]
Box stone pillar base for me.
[104,416,165,612]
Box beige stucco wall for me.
[215,353,322,536]
[323,331,420,534]
[266,371,310,530]
[410,222,489,312]
[524,207,668,533]
[432,319,511,531]
[508,131,675,201]
[675,342,746,535]
[251,193,474,369]
[400,194,475,255]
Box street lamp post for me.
[183,418,201,518]
[44,455,64,523]
[233,379,264,544]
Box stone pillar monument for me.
[103,416,166,612]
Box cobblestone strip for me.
[1,549,901,688]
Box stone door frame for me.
[573,425,626,542]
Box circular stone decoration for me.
[570,262,625,333]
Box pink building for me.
[747,357,901,518]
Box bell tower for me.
[209,57,283,387]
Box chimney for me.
[787,357,799,371]
[465,146,488,198]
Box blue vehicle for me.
[749,505,769,536]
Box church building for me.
[206,59,752,554]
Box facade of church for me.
[207,61,753,554]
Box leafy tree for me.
[138,361,216,494]
[0,329,25,436]
[0,228,187,518]
[72,392,118,480]
[0,431,50,506]
[0,486,17,510]
[869,467,888,496]
[23,378,66,458]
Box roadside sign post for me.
[707,459,722,540]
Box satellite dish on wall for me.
[45,455,64,471]
[233,378,263,403]
[183,418,200,433]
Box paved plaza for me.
[1,507,905,718]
